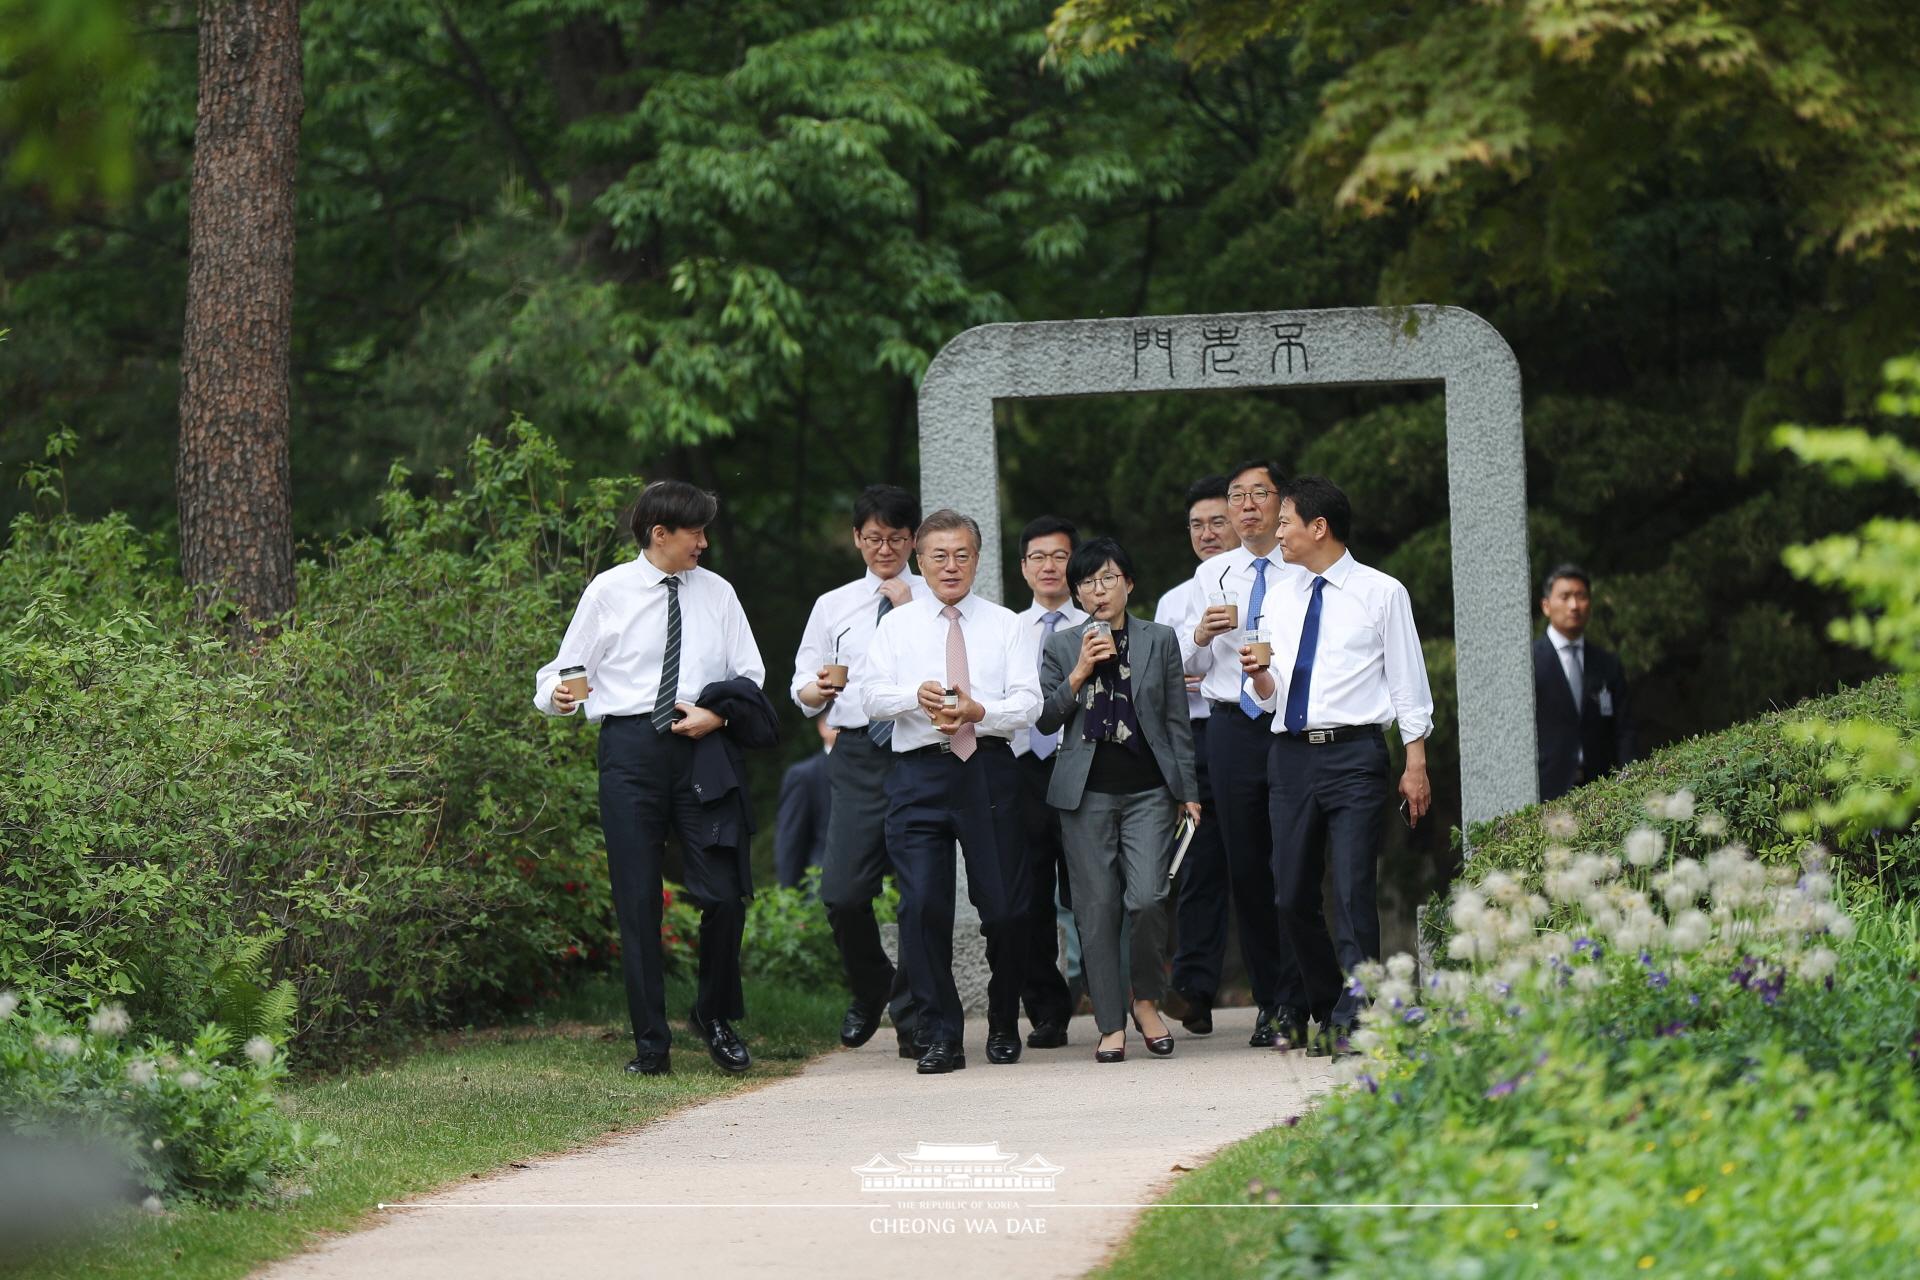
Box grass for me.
[5,974,842,1280]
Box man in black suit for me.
[1533,564,1637,801]
[774,717,835,888]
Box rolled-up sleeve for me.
[789,596,829,715]
[1382,584,1434,743]
[535,588,606,716]
[858,615,919,724]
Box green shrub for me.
[1463,676,1920,898]
[0,995,322,1207]
[0,423,636,1055]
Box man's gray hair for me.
[915,508,982,551]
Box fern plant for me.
[208,931,298,1044]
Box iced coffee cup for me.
[1207,590,1240,629]
[822,662,849,691]
[1244,629,1273,671]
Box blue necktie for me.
[1237,557,1271,719]
[1029,610,1064,758]
[1284,576,1327,734]
[866,593,896,747]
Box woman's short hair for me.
[629,479,719,547]
[1068,536,1136,600]
[914,508,982,550]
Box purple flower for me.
[1485,1078,1519,1100]
[1647,971,1670,990]
[1357,1073,1379,1094]
[1656,1020,1688,1038]
[1403,1006,1427,1025]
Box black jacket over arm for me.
[1533,635,1636,802]
[676,678,781,893]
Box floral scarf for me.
[1080,623,1145,753]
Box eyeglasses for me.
[1022,550,1071,566]
[1076,572,1124,594]
[1187,516,1232,533]
[1227,486,1276,506]
[858,532,912,550]
[921,551,975,568]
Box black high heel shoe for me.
[1131,1009,1175,1057]
[1095,1034,1126,1064]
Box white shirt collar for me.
[1316,549,1356,589]
[636,553,682,587]
[1547,625,1583,651]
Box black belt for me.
[1280,724,1382,745]
[899,736,1012,758]
[1208,699,1267,718]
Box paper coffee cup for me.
[558,665,588,703]
[823,663,849,690]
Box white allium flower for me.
[1482,871,1523,906]
[1798,948,1839,982]
[1668,910,1712,953]
[1642,792,1670,820]
[142,1196,165,1215]
[1539,932,1573,958]
[152,1138,165,1151]
[1571,966,1609,992]
[0,991,17,1020]
[176,1069,204,1090]
[1543,811,1579,840]
[1378,978,1416,1008]
[1664,789,1696,822]
[126,1059,159,1087]
[1386,953,1417,981]
[244,1036,276,1067]
[1697,812,1727,838]
[51,1035,82,1059]
[1829,914,1856,941]
[1351,1028,1385,1053]
[1800,871,1833,899]
[88,1003,131,1038]
[1446,934,1476,961]
[1624,827,1664,867]
[1449,890,1488,930]
[1544,843,1573,869]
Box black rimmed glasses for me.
[858,532,913,550]
[1076,572,1123,595]
[1022,549,1071,566]
[1227,485,1276,506]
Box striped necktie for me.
[867,593,896,747]
[650,576,681,731]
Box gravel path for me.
[260,1006,1335,1280]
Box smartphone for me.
[1398,797,1416,830]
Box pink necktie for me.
[942,604,977,761]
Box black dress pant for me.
[1169,715,1230,1000]
[1267,730,1389,1024]
[1015,751,1074,1028]
[597,717,748,1058]
[1205,703,1309,1012]
[819,730,917,1035]
[885,740,1028,1044]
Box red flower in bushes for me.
[564,881,579,893]
[662,888,675,906]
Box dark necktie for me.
[1029,610,1064,758]
[1283,575,1327,734]
[866,593,896,747]
[1238,557,1271,718]
[650,576,681,732]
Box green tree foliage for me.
[0,0,148,203]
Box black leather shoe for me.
[1025,1022,1068,1049]
[1175,988,1214,1036]
[624,1051,670,1076]
[1274,1008,1311,1052]
[690,1009,751,1073]
[915,1040,966,1074]
[840,999,886,1049]
[1095,1038,1126,1064]
[897,1033,926,1059]
[1131,1010,1174,1057]
[985,1029,1023,1064]
[1249,1005,1282,1048]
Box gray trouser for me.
[1058,787,1175,1035]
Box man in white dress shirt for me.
[861,509,1041,1075]
[790,484,928,1056]
[1242,476,1434,1054]
[1009,514,1084,1048]
[536,480,767,1077]
[1152,474,1232,1034]
[1179,459,1311,1050]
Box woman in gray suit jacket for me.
[1036,537,1202,1062]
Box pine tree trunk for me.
[177,0,303,629]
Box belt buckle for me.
[936,740,952,755]
[1307,729,1332,745]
